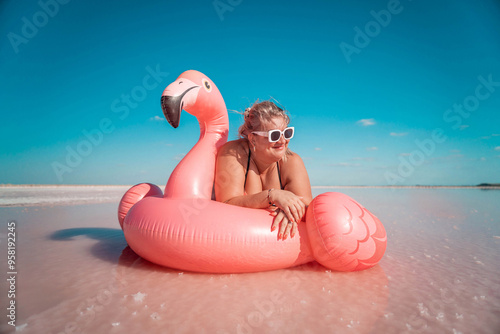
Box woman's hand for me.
[270,209,298,240]
[269,189,306,223]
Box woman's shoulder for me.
[283,150,304,164]
[281,150,309,189]
[218,138,248,158]
[281,150,307,173]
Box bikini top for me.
[243,149,284,191]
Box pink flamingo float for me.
[118,70,387,273]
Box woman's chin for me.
[269,145,286,158]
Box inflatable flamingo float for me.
[118,70,387,273]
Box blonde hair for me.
[238,100,290,139]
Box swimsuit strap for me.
[243,147,251,189]
[244,145,284,190]
[277,161,284,190]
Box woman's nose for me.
[277,134,287,143]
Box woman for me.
[215,100,312,240]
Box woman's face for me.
[251,116,290,162]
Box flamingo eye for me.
[202,78,212,92]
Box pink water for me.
[1,186,499,333]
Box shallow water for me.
[0,185,129,207]
[0,187,499,333]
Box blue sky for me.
[1,0,499,186]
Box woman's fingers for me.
[289,199,305,223]
[271,210,284,232]
[283,221,295,240]
[267,207,278,216]
[295,202,305,222]
[298,203,305,221]
[281,202,304,223]
[269,191,306,238]
[283,207,295,223]
[291,221,298,238]
[271,210,299,240]
[278,215,290,240]
[289,204,300,223]
[283,220,299,240]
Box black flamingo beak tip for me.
[160,85,199,129]
[161,95,181,128]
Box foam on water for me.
[0,187,499,333]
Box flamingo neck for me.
[164,106,228,199]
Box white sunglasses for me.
[252,127,294,143]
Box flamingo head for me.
[161,70,224,128]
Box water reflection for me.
[111,246,389,333]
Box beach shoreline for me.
[1,184,498,208]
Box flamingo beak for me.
[161,86,199,128]
[161,95,181,128]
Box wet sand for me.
[1,187,499,333]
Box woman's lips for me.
[273,145,285,150]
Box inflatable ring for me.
[118,70,387,273]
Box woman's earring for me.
[252,142,256,151]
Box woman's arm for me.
[268,153,312,239]
[282,152,313,206]
[268,152,312,217]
